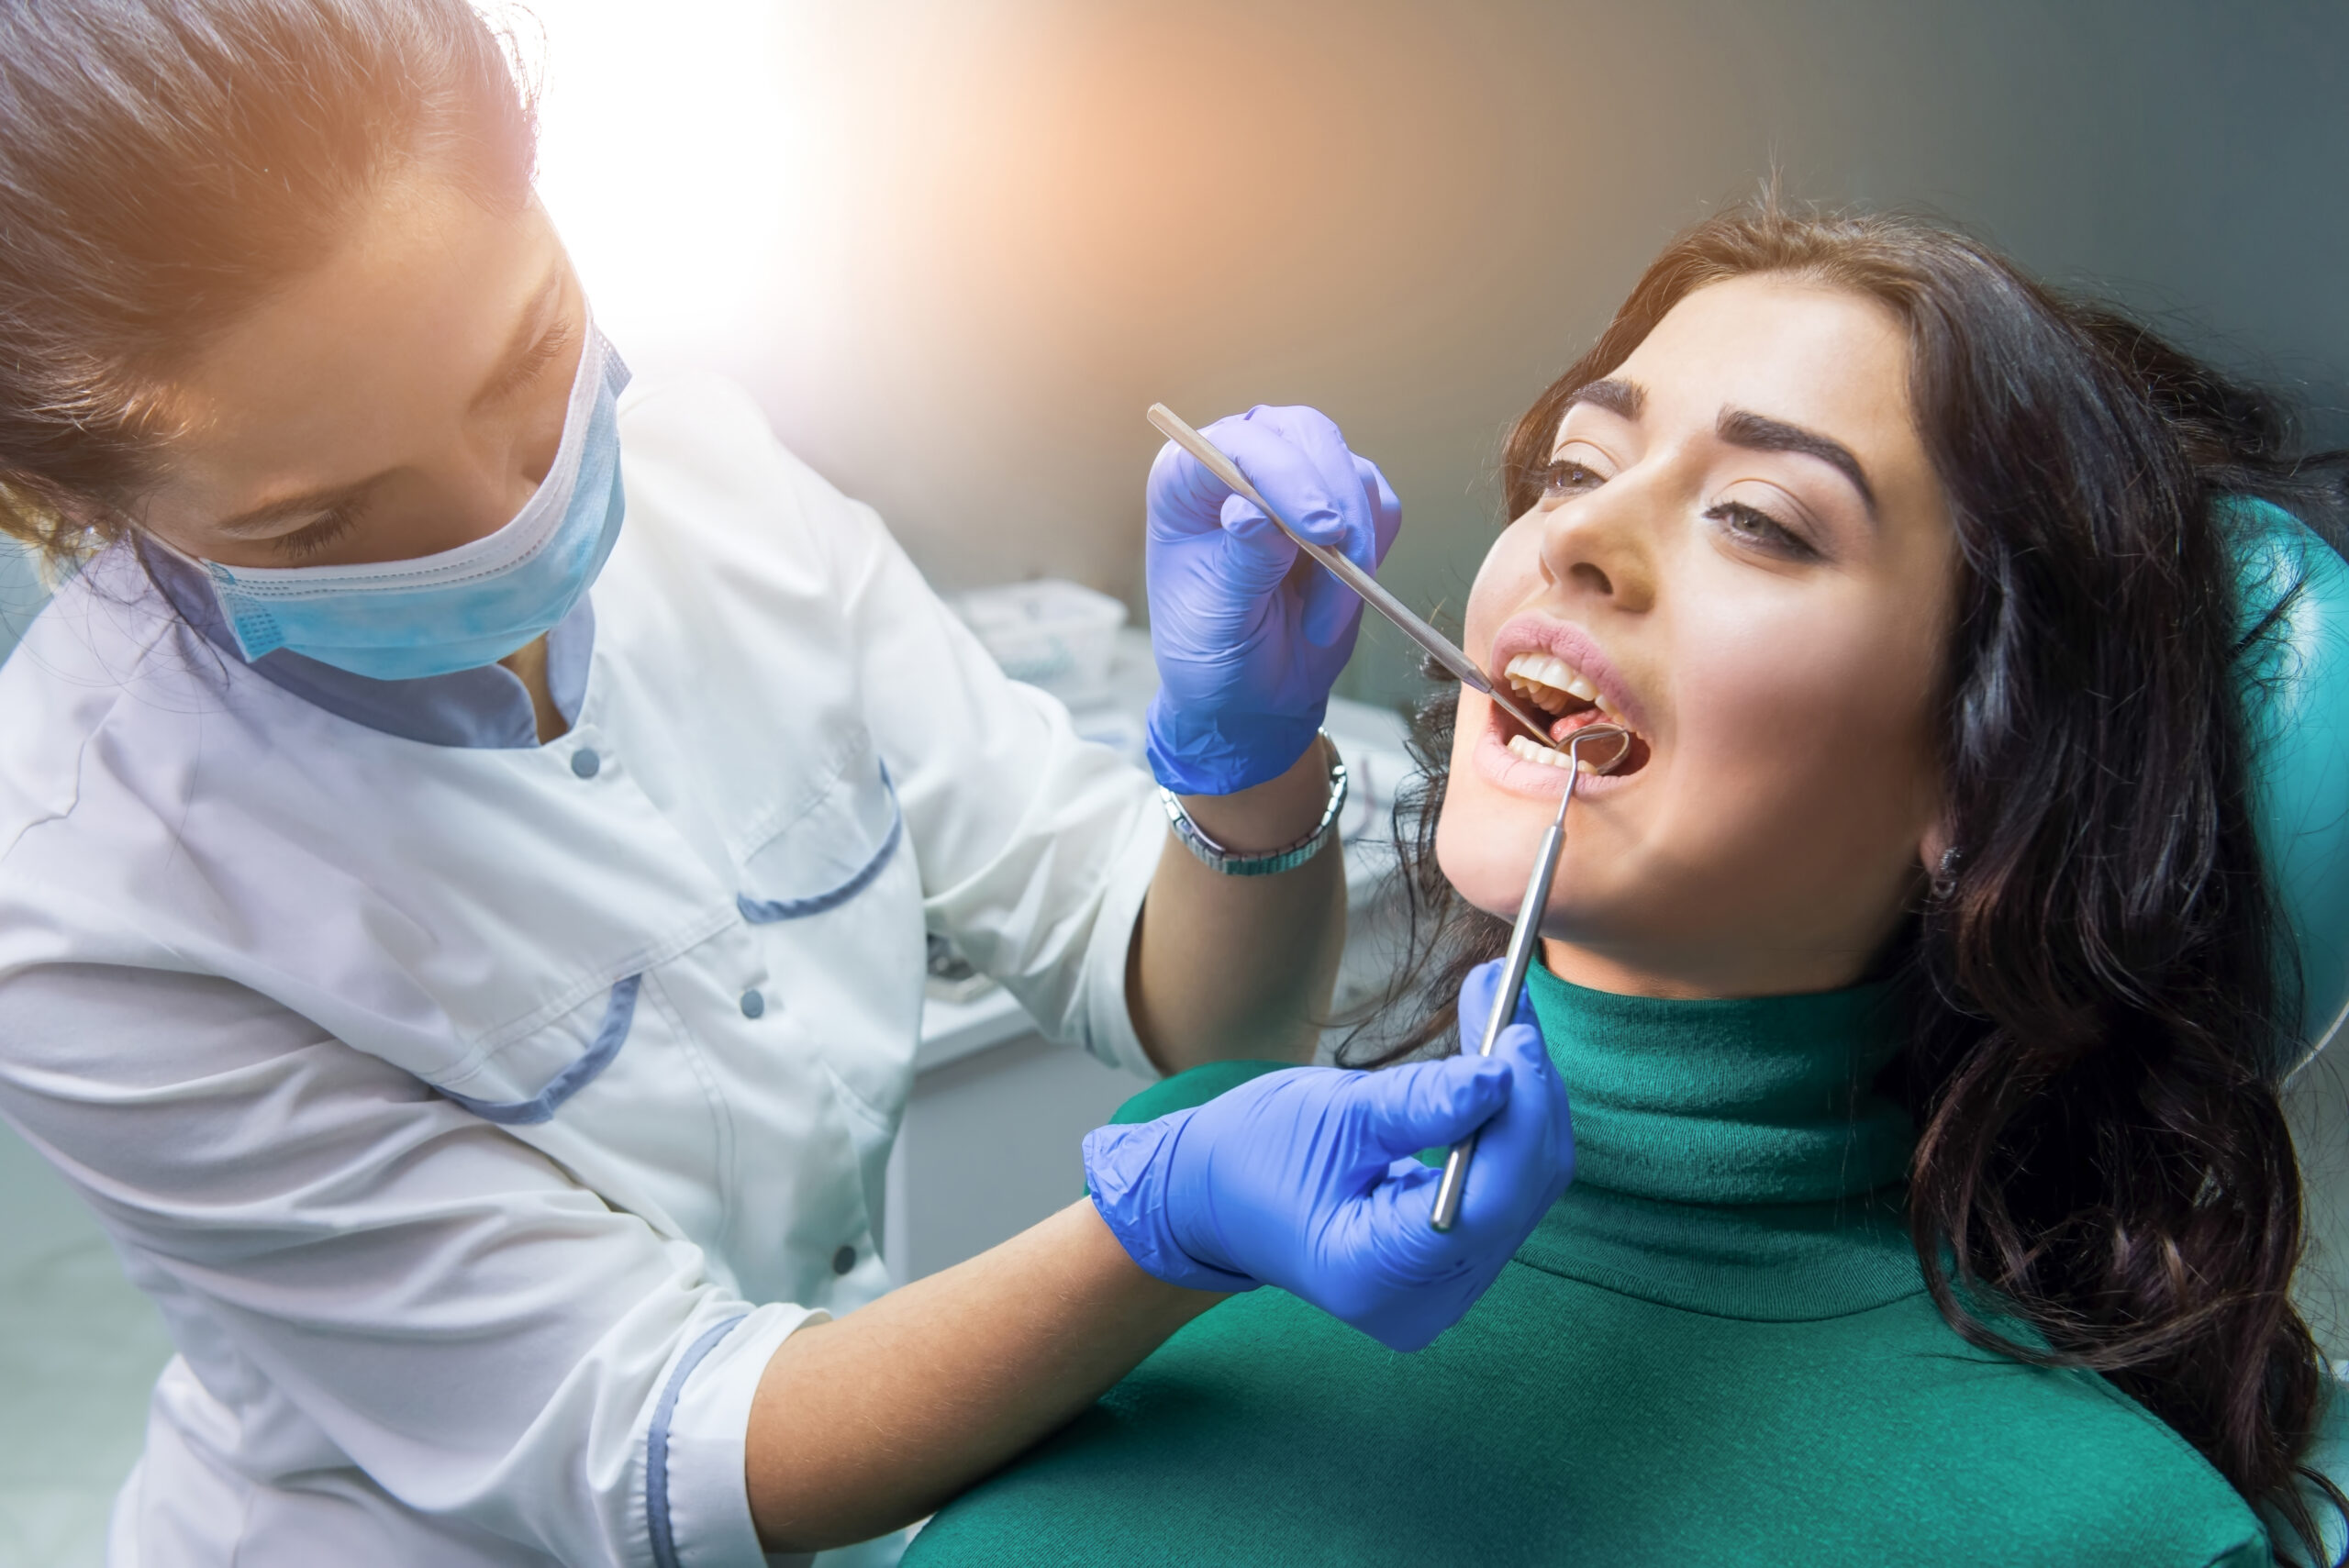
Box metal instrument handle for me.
[1144,403,1563,746]
[1428,806,1564,1232]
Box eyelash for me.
[1542,459,1819,562]
[1539,459,1604,498]
[1704,500,1818,562]
[484,321,573,406]
[274,504,363,561]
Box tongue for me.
[1546,708,1614,744]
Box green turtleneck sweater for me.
[906,968,2266,1566]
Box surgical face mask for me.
[195,318,630,682]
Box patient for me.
[906,206,2349,1565]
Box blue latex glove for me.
[1084,959,1574,1351]
[1144,405,1403,795]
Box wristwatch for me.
[1160,734,1349,877]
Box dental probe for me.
[1428,722,1630,1233]
[1146,404,1567,751]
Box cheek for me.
[1664,604,1941,865]
[1434,781,1520,928]
[1433,690,1553,921]
[1432,521,1563,923]
[1460,523,1542,651]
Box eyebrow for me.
[1563,377,1644,421]
[208,266,565,539]
[1717,407,1878,517]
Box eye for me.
[273,504,364,562]
[1704,499,1820,562]
[1540,459,1606,500]
[482,321,574,408]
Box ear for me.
[1913,753,1954,885]
[1918,814,1955,891]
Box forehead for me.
[1590,275,1918,451]
[158,174,551,479]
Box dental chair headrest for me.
[2230,496,2349,1077]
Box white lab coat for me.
[0,376,1165,1566]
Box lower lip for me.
[1470,699,1642,799]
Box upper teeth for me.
[1504,651,1611,717]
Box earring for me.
[1931,845,1961,897]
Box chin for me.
[1434,727,1653,948]
[1433,775,1554,925]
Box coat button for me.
[740,988,765,1018]
[832,1245,856,1275]
[570,748,602,779]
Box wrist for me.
[1066,1201,1229,1323]
[1082,1114,1257,1294]
[1179,734,1335,853]
[1144,694,1327,797]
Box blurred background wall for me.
[524,0,2349,708]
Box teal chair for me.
[2240,498,2349,1076]
[2234,497,2349,1561]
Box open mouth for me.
[1496,651,1652,776]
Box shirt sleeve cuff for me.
[649,1302,825,1568]
[1078,804,1166,1081]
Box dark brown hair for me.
[1351,203,2349,1558]
[0,0,537,564]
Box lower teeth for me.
[1507,734,1604,773]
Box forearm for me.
[745,1200,1217,1551]
[1130,736,1349,1073]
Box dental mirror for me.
[1549,722,1631,775]
[1430,721,1630,1232]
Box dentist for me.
[0,4,1574,1566]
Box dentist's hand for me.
[1083,959,1574,1351]
[1143,406,1402,795]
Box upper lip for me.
[1486,614,1647,737]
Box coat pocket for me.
[431,975,642,1124]
[736,750,904,925]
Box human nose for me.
[431,404,563,544]
[1535,473,1662,617]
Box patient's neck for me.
[1540,934,1886,1001]
[1523,962,1911,1207]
